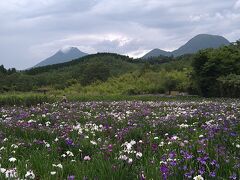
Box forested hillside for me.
[0,53,142,92]
[0,42,239,98]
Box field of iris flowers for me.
[0,99,239,179]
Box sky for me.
[0,0,240,69]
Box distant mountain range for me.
[142,34,230,59]
[34,47,88,67]
[33,34,230,67]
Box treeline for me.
[25,53,135,75]
[136,54,193,65]
[25,53,189,75]
[0,65,16,75]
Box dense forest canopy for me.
[192,41,240,97]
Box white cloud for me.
[126,49,151,58]
[234,0,240,9]
[189,14,209,22]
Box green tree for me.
[192,42,240,97]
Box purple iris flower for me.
[67,175,75,180]
[66,138,74,146]
[160,164,169,180]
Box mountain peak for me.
[60,47,79,54]
[172,34,230,56]
[187,34,229,43]
[193,33,226,38]
[34,47,88,67]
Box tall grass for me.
[0,94,56,106]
